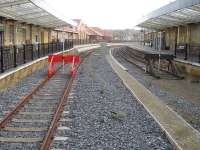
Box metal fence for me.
[0,39,92,73]
[175,43,200,63]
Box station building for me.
[53,25,78,42]
[70,19,112,43]
[53,19,112,43]
[0,0,77,47]
[138,0,200,65]
[73,19,89,40]
[0,18,52,46]
[90,27,113,41]
[0,1,112,47]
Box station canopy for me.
[0,0,75,28]
[137,0,200,30]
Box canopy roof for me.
[0,0,75,28]
[137,0,200,30]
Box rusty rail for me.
[40,75,74,150]
[40,50,93,150]
[0,66,62,128]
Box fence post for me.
[13,45,17,67]
[58,42,60,51]
[67,39,70,49]
[38,44,40,58]
[64,40,66,50]
[51,43,53,53]
[43,44,45,56]
[47,43,49,54]
[31,44,34,60]
[0,46,4,73]
[185,44,188,60]
[23,45,26,63]
[174,43,177,58]
[55,42,57,52]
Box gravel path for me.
[51,46,173,150]
[113,46,200,132]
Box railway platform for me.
[111,42,200,78]
[0,44,100,90]
[0,44,199,150]
[107,46,200,150]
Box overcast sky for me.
[45,0,174,29]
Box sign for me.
[0,24,4,32]
[17,28,25,33]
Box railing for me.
[175,43,188,60]
[0,39,94,73]
[175,43,200,63]
[188,44,200,63]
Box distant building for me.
[54,25,78,42]
[73,19,89,40]
[90,27,112,41]
[72,19,112,42]
[85,27,101,42]
[108,29,141,41]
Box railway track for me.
[113,46,183,79]
[0,51,92,150]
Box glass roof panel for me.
[0,0,71,28]
[137,1,200,30]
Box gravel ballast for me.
[0,64,69,149]
[0,66,47,118]
[51,46,173,150]
[114,46,200,132]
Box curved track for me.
[113,46,183,79]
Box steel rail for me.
[40,50,93,150]
[0,66,62,128]
[114,47,183,79]
[40,73,74,150]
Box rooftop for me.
[137,0,200,30]
[0,0,75,28]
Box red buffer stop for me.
[48,54,80,78]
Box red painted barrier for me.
[48,54,80,78]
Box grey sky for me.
[45,0,174,29]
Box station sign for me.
[17,28,25,33]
